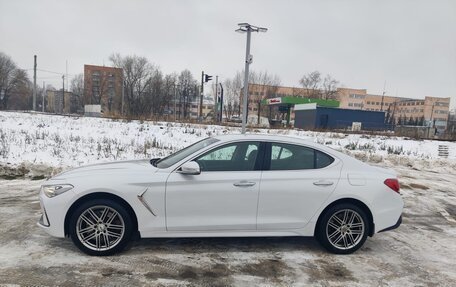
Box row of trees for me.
[385,109,426,126]
[222,70,281,120]
[0,51,340,121]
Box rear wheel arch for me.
[315,198,375,237]
[64,192,138,238]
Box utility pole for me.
[236,23,268,134]
[174,84,178,121]
[121,73,124,116]
[428,103,436,138]
[200,71,204,120]
[33,55,37,111]
[219,83,224,122]
[42,81,45,112]
[380,81,386,111]
[62,75,65,114]
[241,30,251,133]
[199,72,212,120]
[66,60,69,91]
[214,76,218,122]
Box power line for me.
[36,76,65,79]
[27,68,77,76]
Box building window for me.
[349,94,365,99]
[435,102,449,107]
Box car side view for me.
[38,134,403,256]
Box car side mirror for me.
[178,161,201,175]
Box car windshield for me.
[155,137,219,169]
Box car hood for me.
[51,159,158,181]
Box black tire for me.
[316,203,369,254]
[69,198,133,256]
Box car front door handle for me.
[233,181,256,187]
[313,180,334,186]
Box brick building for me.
[83,65,123,115]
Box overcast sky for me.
[1,0,455,108]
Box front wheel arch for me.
[315,198,374,237]
[64,192,138,238]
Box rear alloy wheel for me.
[69,199,133,256]
[317,204,369,254]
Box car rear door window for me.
[316,150,335,168]
[268,143,334,170]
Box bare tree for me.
[299,71,339,100]
[110,53,155,117]
[299,71,322,98]
[177,69,198,119]
[0,52,30,110]
[162,73,178,116]
[249,70,281,124]
[70,73,84,113]
[7,69,31,110]
[223,71,243,119]
[321,74,339,100]
[149,69,177,116]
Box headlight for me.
[41,184,74,198]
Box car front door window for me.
[195,142,260,171]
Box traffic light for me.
[204,74,212,83]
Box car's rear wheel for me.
[69,199,133,256]
[316,203,369,254]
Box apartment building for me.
[394,97,450,128]
[46,90,73,114]
[83,65,123,115]
[337,88,451,129]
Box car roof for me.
[210,133,374,171]
[211,133,348,160]
[212,133,312,144]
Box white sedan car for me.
[38,134,403,256]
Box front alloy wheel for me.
[69,199,133,256]
[317,204,369,254]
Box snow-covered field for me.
[1,111,456,286]
[1,111,455,178]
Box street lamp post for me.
[236,23,267,134]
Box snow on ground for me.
[1,111,455,285]
[0,166,455,286]
[1,111,455,178]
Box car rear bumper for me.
[378,215,402,233]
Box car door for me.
[257,142,342,230]
[165,141,263,231]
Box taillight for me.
[384,178,400,194]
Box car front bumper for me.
[37,188,75,238]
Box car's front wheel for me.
[316,203,369,254]
[69,199,133,256]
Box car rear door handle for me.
[313,180,334,186]
[233,181,256,187]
